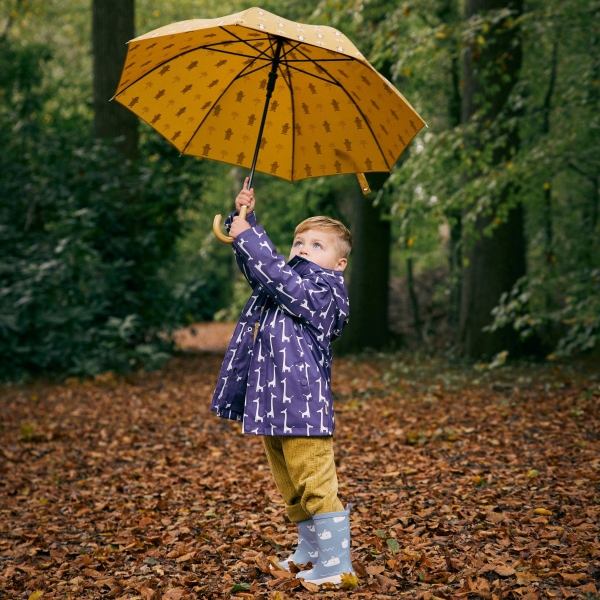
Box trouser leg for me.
[263,435,344,522]
[263,436,312,522]
[283,436,344,517]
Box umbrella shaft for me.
[248,37,284,189]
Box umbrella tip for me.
[356,173,371,195]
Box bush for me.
[0,37,226,380]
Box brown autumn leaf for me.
[268,555,284,571]
[516,572,541,585]
[493,565,516,577]
[375,572,397,591]
[366,564,385,575]
[480,563,516,577]
[139,587,157,600]
[354,560,369,578]
[560,572,587,586]
[454,576,474,596]
[175,551,196,563]
[298,579,319,592]
[161,589,187,600]
[269,568,295,580]
[287,561,310,574]
[254,552,272,574]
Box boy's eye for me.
[294,240,302,247]
[313,243,322,249]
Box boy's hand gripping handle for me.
[213,205,248,244]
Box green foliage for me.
[0,34,226,380]
[319,0,600,356]
[486,269,600,357]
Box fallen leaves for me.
[0,353,599,598]
[298,578,319,591]
[339,571,359,589]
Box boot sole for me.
[299,572,355,586]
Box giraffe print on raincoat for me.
[210,211,350,436]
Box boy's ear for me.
[336,257,348,272]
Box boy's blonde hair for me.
[294,216,353,259]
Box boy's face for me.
[289,228,348,272]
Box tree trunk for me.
[458,0,526,358]
[447,52,463,327]
[542,40,559,264]
[337,173,391,353]
[406,256,422,339]
[459,206,526,356]
[93,0,138,159]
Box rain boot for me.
[296,504,354,585]
[278,518,318,570]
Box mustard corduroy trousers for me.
[262,435,344,523]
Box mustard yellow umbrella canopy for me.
[114,6,426,185]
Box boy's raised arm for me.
[225,210,260,288]
[231,225,346,339]
[225,179,259,287]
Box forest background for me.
[1,0,599,381]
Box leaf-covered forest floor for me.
[1,350,599,599]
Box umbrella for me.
[113,6,426,242]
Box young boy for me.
[210,178,355,585]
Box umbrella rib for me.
[285,58,357,62]
[219,26,276,63]
[305,57,391,171]
[280,41,357,63]
[180,58,271,155]
[279,48,296,182]
[204,35,272,45]
[280,40,355,62]
[235,62,277,80]
[287,45,355,86]
[283,64,340,86]
[116,34,354,99]
[115,30,269,98]
[179,28,277,156]
[197,47,272,61]
[200,36,272,52]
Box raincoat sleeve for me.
[231,225,346,337]
[225,211,260,288]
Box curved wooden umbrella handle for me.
[213,205,248,244]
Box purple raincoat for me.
[210,211,349,436]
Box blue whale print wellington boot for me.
[296,504,354,585]
[278,518,318,570]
